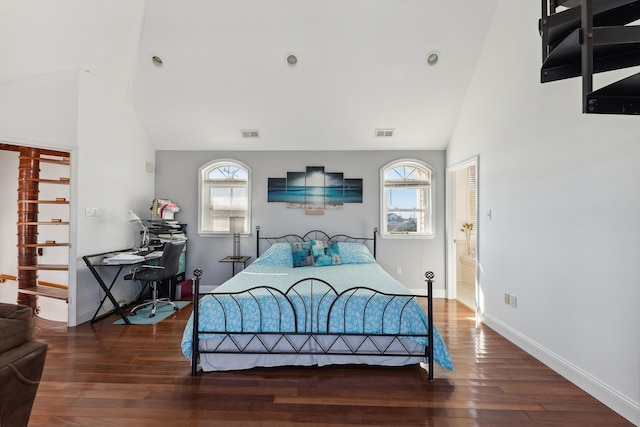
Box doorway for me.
[446,157,478,318]
[0,142,71,324]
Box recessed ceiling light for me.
[151,55,164,67]
[285,53,298,66]
[425,50,440,66]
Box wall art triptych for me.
[268,166,362,210]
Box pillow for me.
[252,242,293,267]
[336,242,376,264]
[291,241,314,267]
[310,239,326,257]
[311,240,342,267]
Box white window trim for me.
[197,158,252,237]
[380,158,435,240]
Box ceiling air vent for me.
[375,129,394,137]
[241,129,260,139]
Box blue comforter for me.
[181,263,453,370]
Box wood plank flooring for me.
[29,300,632,426]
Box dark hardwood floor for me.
[29,300,632,426]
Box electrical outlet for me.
[85,207,99,217]
[504,293,517,307]
[396,266,402,275]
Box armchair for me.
[0,303,47,427]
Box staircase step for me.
[556,0,581,7]
[542,0,640,49]
[19,242,70,248]
[18,199,69,204]
[19,156,70,165]
[17,264,69,271]
[542,26,640,82]
[1,274,69,302]
[25,177,70,185]
[586,71,640,113]
[17,221,70,225]
[19,285,68,302]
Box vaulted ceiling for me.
[1,0,501,150]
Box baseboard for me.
[76,307,96,325]
[76,292,138,326]
[482,313,640,426]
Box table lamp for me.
[229,216,244,259]
[128,210,149,248]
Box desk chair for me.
[124,241,186,317]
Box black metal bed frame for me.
[190,227,435,380]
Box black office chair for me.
[124,241,186,317]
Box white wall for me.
[155,150,446,295]
[0,71,78,317]
[0,71,155,326]
[0,71,79,146]
[448,1,640,424]
[74,70,156,325]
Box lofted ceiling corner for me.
[1,0,501,151]
[0,0,146,95]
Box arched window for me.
[380,159,434,238]
[198,159,251,235]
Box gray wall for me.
[155,150,445,293]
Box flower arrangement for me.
[460,223,474,255]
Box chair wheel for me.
[174,306,179,310]
[149,313,155,318]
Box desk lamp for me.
[128,210,149,248]
[229,216,244,259]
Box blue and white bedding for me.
[181,242,453,371]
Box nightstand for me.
[219,256,251,276]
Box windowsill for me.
[197,232,252,238]
[381,233,435,240]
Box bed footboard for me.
[190,269,436,380]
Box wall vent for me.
[241,129,260,139]
[375,129,394,137]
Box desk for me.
[83,249,162,324]
[219,256,251,277]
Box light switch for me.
[85,207,99,217]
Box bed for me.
[181,227,453,380]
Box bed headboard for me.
[255,226,378,258]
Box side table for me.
[219,256,251,276]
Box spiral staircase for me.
[0,144,69,315]
[540,0,640,114]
